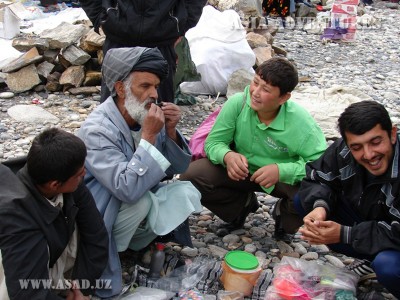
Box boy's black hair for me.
[255,57,299,95]
[338,100,392,142]
[27,128,87,184]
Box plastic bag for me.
[149,256,222,294]
[188,92,247,161]
[217,290,244,300]
[119,286,175,300]
[178,288,204,299]
[180,6,255,95]
[133,255,222,293]
[188,107,221,161]
[265,256,359,300]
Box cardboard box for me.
[0,1,26,39]
[331,12,357,29]
[331,4,358,15]
[331,0,359,5]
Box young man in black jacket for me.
[0,128,108,300]
[297,100,400,298]
[80,0,207,103]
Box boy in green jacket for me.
[181,57,327,237]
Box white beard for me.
[123,82,152,125]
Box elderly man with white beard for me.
[77,47,202,299]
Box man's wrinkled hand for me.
[141,103,165,144]
[161,102,181,131]
[160,102,181,142]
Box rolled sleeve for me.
[139,139,171,171]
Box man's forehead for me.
[130,71,161,84]
[345,124,386,145]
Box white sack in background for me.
[180,5,256,95]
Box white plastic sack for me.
[180,5,255,96]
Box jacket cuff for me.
[139,139,171,171]
[340,225,352,244]
[313,199,330,217]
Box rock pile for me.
[0,5,285,96]
[0,21,103,94]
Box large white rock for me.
[291,85,373,140]
[7,105,59,124]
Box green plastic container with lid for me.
[224,250,259,272]
[221,250,262,296]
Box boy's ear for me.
[279,92,291,105]
[39,180,62,195]
[48,180,62,191]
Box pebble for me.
[208,245,227,259]
[23,126,35,134]
[222,234,240,244]
[69,113,81,121]
[244,244,257,254]
[293,242,308,255]
[248,227,266,238]
[181,247,198,257]
[255,251,267,260]
[325,254,345,268]
[192,241,207,248]
[310,244,330,254]
[93,95,101,101]
[241,236,252,244]
[0,92,15,99]
[276,241,294,254]
[282,252,300,259]
[301,252,319,261]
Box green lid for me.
[224,251,259,270]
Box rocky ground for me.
[0,1,399,299]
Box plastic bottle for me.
[148,242,165,279]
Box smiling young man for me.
[181,57,327,235]
[297,100,400,298]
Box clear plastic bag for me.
[132,255,222,296]
[178,288,205,300]
[119,286,175,300]
[217,290,244,300]
[265,256,359,300]
[151,256,221,294]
